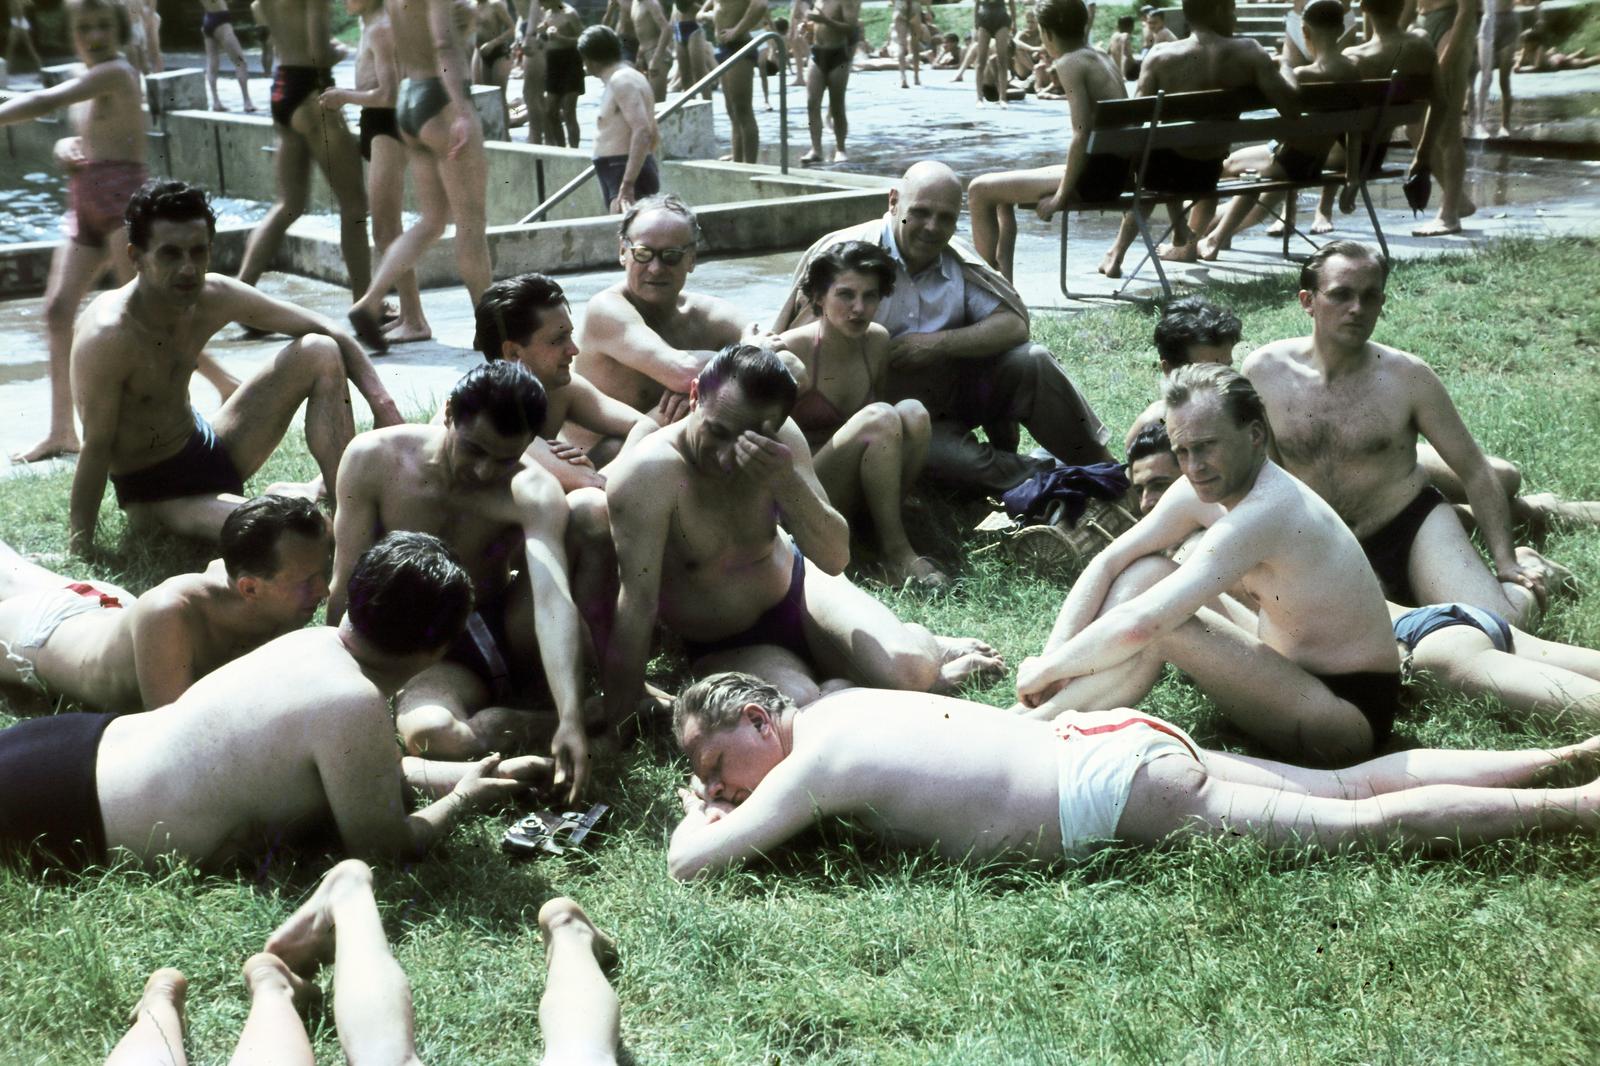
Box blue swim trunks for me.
[1393,602,1515,655]
[109,410,245,508]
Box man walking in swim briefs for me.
[68,181,401,555]
[706,0,767,162]
[1409,0,1478,236]
[539,0,586,148]
[1016,364,1402,767]
[238,0,372,304]
[346,0,493,349]
[200,0,259,112]
[801,0,859,164]
[666,672,1600,880]
[631,0,674,100]
[329,363,591,799]
[581,25,662,215]
[1242,242,1556,630]
[602,344,1002,728]
[0,0,152,465]
[319,0,432,344]
[777,161,1114,495]
[2,496,331,714]
[575,196,797,450]
[0,533,555,872]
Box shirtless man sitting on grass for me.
[667,672,1600,881]
[330,363,590,799]
[1,496,331,714]
[0,532,551,872]
[68,181,401,555]
[1016,364,1402,767]
[1242,242,1559,631]
[602,345,1002,727]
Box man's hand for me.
[678,786,735,823]
[319,87,351,110]
[550,719,589,803]
[1015,654,1070,708]
[52,136,87,172]
[744,323,790,352]
[1036,192,1065,222]
[549,439,596,469]
[734,429,794,485]
[1497,563,1550,610]
[888,331,942,371]
[653,390,691,425]
[718,28,738,45]
[452,754,529,809]
[448,112,474,160]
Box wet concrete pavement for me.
[3,53,1599,472]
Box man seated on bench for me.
[1196,0,1358,260]
[1098,0,1299,278]
[968,0,1130,282]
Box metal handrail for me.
[518,30,789,226]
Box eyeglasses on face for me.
[623,240,692,266]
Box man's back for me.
[1243,338,1433,535]
[95,627,388,865]
[255,0,329,65]
[1140,33,1279,95]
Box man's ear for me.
[887,187,900,215]
[235,574,263,602]
[1296,288,1315,314]
[688,378,700,406]
[499,338,523,363]
[743,702,771,732]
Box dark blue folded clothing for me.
[1000,462,1130,525]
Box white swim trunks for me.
[0,583,126,692]
[1054,710,1202,856]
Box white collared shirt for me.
[874,218,1003,339]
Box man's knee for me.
[879,644,940,693]
[289,333,343,384]
[1489,455,1522,497]
[397,702,481,757]
[567,486,611,542]
[1106,555,1176,608]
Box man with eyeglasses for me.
[774,160,1114,496]
[572,195,800,453]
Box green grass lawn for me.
[3,238,1600,1063]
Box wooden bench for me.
[1058,74,1430,303]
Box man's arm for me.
[510,466,590,801]
[724,0,769,40]
[1408,361,1529,585]
[1038,60,1097,220]
[601,449,677,725]
[325,439,384,624]
[1248,41,1302,117]
[130,593,201,709]
[887,306,1030,368]
[565,374,660,440]
[67,331,127,555]
[1018,501,1269,700]
[427,0,478,155]
[526,436,607,492]
[667,750,831,880]
[641,0,673,63]
[220,276,402,427]
[0,63,127,125]
[610,76,659,213]
[739,420,850,574]
[582,290,714,393]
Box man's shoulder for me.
[608,428,684,493]
[1241,336,1311,374]
[584,283,642,325]
[347,423,430,470]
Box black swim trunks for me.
[1144,149,1226,196]
[594,153,661,211]
[109,411,245,509]
[201,10,232,40]
[270,65,335,128]
[443,585,530,704]
[546,47,585,95]
[1270,140,1328,184]
[715,33,753,64]
[1358,485,1448,605]
[1315,670,1403,745]
[811,44,851,76]
[683,543,812,665]
[359,106,401,161]
[974,0,1012,35]
[0,712,115,870]
[675,19,701,45]
[1074,153,1132,204]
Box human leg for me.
[1099,206,1147,278]
[815,403,942,587]
[295,98,373,299]
[972,31,990,103]
[204,37,224,109]
[1416,51,1474,236]
[537,898,620,1066]
[367,133,431,342]
[523,63,547,144]
[1405,502,1537,628]
[430,113,494,306]
[236,127,312,289]
[353,147,449,326]
[827,63,849,158]
[985,342,1113,467]
[802,57,826,161]
[212,333,354,490]
[1115,753,1600,854]
[993,27,1011,108]
[106,969,189,1066]
[723,59,758,162]
[694,643,824,707]
[395,661,498,757]
[565,486,617,660]
[967,166,1061,280]
[219,26,257,112]
[14,240,109,462]
[1412,623,1600,725]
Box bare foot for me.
[799,149,823,165]
[243,102,259,114]
[1519,492,1600,529]
[347,305,390,353]
[129,968,188,1027]
[382,320,434,344]
[1196,235,1222,261]
[265,859,373,977]
[900,80,909,89]
[1311,213,1335,234]
[886,553,948,590]
[538,897,618,970]
[1516,545,1576,594]
[1265,220,1286,237]
[1157,241,1198,263]
[241,952,318,1013]
[1495,126,1512,139]
[1412,216,1462,237]
[1472,124,1491,140]
[211,102,231,112]
[10,435,80,464]
[833,148,848,163]
[1460,197,1477,219]
[1097,248,1122,278]
[932,636,1006,691]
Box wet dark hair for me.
[618,192,700,243]
[801,240,896,306]
[1303,0,1345,33]
[1298,239,1390,293]
[774,16,789,33]
[446,361,548,440]
[1126,421,1174,465]
[1178,0,1222,29]
[1037,0,1090,42]
[943,32,959,44]
[125,180,217,250]
[1162,363,1268,431]
[1153,296,1242,366]
[696,343,798,418]
[346,533,474,656]
[474,273,569,362]
[1361,0,1403,22]
[577,24,622,64]
[220,495,329,581]
[1117,15,1136,32]
[68,0,130,43]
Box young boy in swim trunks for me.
[0,0,152,465]
[801,0,859,164]
[539,0,586,147]
[967,0,1129,281]
[319,0,432,343]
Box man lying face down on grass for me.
[0,532,549,872]
[665,671,1600,881]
